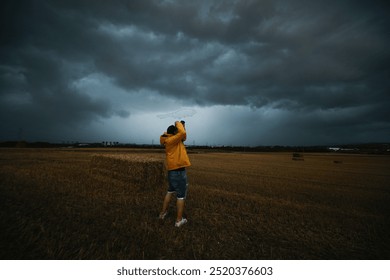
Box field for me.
[0,148,389,260]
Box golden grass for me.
[0,148,389,259]
[90,154,165,189]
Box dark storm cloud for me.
[0,0,389,144]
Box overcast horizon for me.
[1,0,389,146]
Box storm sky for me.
[1,0,389,146]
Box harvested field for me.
[90,154,166,189]
[0,148,389,259]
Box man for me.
[159,120,191,227]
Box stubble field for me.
[0,148,389,259]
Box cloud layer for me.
[1,0,389,145]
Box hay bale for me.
[292,153,304,161]
[90,154,166,189]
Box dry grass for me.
[90,154,165,190]
[0,148,389,259]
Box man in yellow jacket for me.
[159,120,191,227]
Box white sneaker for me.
[159,212,168,220]
[175,218,187,227]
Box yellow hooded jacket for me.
[160,121,191,170]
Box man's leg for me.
[176,171,188,223]
[161,192,173,215]
[176,198,185,222]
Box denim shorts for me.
[167,169,188,199]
